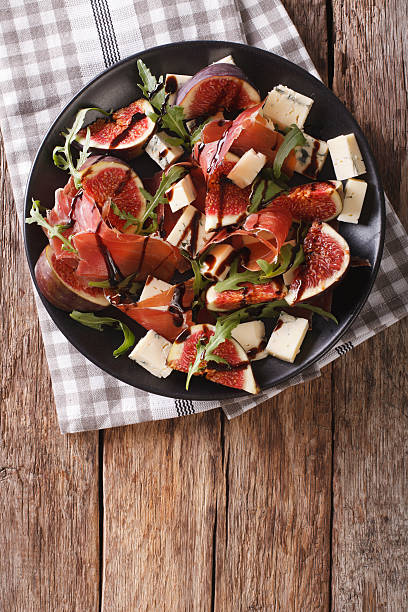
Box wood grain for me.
[0,138,100,611]
[331,0,408,609]
[102,414,221,611]
[214,377,333,611]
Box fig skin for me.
[176,63,261,119]
[35,246,108,312]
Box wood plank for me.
[331,0,408,609]
[284,0,330,83]
[0,136,100,612]
[102,413,221,611]
[214,377,333,611]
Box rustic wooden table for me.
[1,1,407,610]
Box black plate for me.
[24,40,385,401]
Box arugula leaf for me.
[213,257,266,293]
[181,251,210,298]
[70,311,135,357]
[26,199,77,254]
[137,59,159,98]
[52,107,110,189]
[189,117,212,146]
[110,199,141,231]
[140,165,188,227]
[273,124,306,179]
[161,105,191,148]
[248,178,284,214]
[88,272,141,293]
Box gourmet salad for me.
[27,54,369,394]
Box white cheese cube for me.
[266,312,309,363]
[139,275,172,302]
[231,321,267,361]
[201,244,235,281]
[166,205,214,256]
[213,55,235,65]
[129,330,172,378]
[294,133,329,178]
[337,178,368,224]
[262,85,314,130]
[165,174,197,213]
[327,133,366,180]
[165,73,191,105]
[227,148,267,189]
[145,132,184,169]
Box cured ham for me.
[202,203,293,270]
[111,281,194,341]
[197,105,296,177]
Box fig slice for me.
[76,99,155,158]
[285,222,350,305]
[206,278,287,312]
[175,63,261,120]
[35,246,109,312]
[272,181,343,223]
[80,156,146,232]
[204,153,251,232]
[168,324,259,394]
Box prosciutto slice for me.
[202,203,293,270]
[112,281,194,341]
[196,104,296,177]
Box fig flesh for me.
[285,222,350,305]
[35,246,108,312]
[80,156,146,232]
[167,324,259,394]
[272,181,343,223]
[76,99,155,158]
[206,278,287,312]
[175,63,261,120]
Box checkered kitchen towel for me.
[1,0,407,433]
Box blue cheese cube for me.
[262,85,314,130]
[337,178,368,224]
[145,132,184,169]
[166,205,214,256]
[266,312,309,363]
[327,133,366,180]
[165,174,197,212]
[139,275,172,302]
[129,330,172,378]
[294,133,329,178]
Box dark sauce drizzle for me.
[303,140,320,178]
[207,123,233,174]
[109,112,146,149]
[66,189,83,227]
[169,283,187,327]
[95,234,124,286]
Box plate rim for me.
[23,39,386,401]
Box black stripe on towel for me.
[90,0,121,68]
